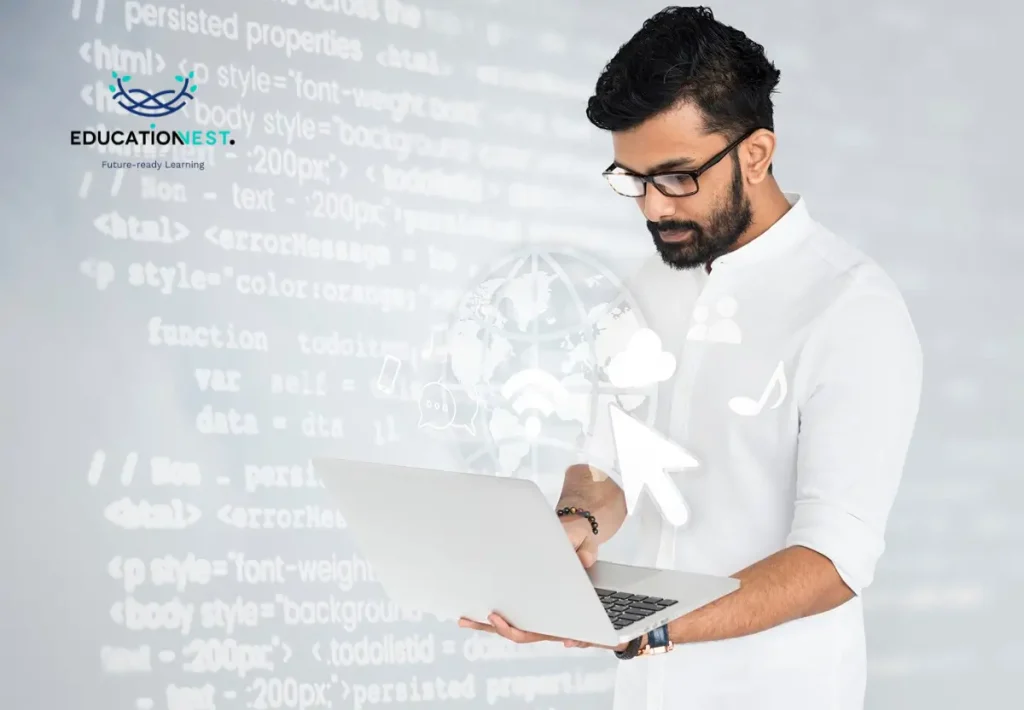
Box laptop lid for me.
[314,458,620,646]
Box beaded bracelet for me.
[556,506,599,535]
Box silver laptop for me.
[314,458,739,647]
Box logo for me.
[108,70,196,119]
[74,64,237,159]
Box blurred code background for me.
[1,1,1021,709]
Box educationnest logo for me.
[71,69,236,149]
[110,69,195,118]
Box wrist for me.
[613,633,646,659]
[662,620,679,646]
[556,498,594,521]
[633,624,673,657]
[560,514,592,534]
[556,505,599,536]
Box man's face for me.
[610,103,753,270]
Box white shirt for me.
[585,193,923,710]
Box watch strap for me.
[638,624,674,656]
[614,635,644,660]
[648,624,670,648]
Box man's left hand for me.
[458,613,625,650]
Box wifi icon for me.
[500,368,568,438]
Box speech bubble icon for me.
[417,381,457,430]
[450,391,480,436]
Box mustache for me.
[648,220,702,236]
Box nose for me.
[639,187,677,222]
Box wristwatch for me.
[614,624,674,660]
[638,624,674,656]
[614,634,645,660]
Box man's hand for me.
[562,515,599,568]
[457,613,596,647]
[458,613,622,650]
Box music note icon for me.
[421,325,448,361]
[728,361,787,416]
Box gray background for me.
[2,0,1021,708]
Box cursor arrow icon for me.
[608,403,699,527]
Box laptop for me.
[314,458,740,647]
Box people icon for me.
[686,297,743,344]
[686,304,710,341]
[708,296,742,344]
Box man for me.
[459,6,922,710]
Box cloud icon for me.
[606,329,676,388]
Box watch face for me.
[639,641,673,657]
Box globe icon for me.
[437,246,660,503]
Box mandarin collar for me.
[706,193,811,273]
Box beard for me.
[647,157,753,270]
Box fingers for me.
[576,537,598,568]
[458,614,533,642]
[576,547,597,568]
[488,613,542,643]
[458,613,595,649]
[461,613,547,644]
[457,617,495,633]
[562,639,591,648]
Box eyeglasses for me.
[602,128,761,198]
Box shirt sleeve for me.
[786,289,923,594]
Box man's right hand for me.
[562,516,599,568]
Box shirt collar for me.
[705,192,812,272]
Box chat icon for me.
[450,390,481,436]
[417,381,457,430]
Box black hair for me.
[586,6,781,142]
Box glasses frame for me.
[602,127,762,198]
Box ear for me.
[743,129,776,184]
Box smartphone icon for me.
[376,355,402,394]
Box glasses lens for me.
[604,172,645,197]
[653,173,698,196]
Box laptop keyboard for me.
[595,588,679,630]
